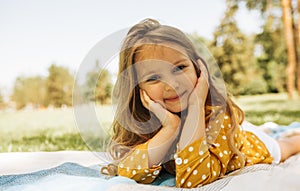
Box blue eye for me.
[173,65,186,73]
[146,75,160,82]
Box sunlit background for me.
[0,0,261,94]
[0,0,299,152]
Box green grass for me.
[0,106,113,152]
[0,93,299,152]
[233,93,300,125]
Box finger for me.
[140,89,150,110]
[142,90,152,103]
[141,90,165,113]
[143,91,164,115]
[149,101,167,120]
[141,90,169,123]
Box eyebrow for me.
[173,58,188,65]
[139,71,156,80]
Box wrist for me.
[159,124,180,141]
[161,113,181,130]
[163,121,180,132]
[187,105,204,115]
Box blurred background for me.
[0,0,299,152]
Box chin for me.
[167,104,188,114]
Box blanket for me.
[1,122,300,191]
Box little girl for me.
[102,18,300,188]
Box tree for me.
[46,64,74,107]
[282,0,297,98]
[95,69,112,104]
[297,0,300,94]
[10,76,47,109]
[255,11,287,93]
[210,0,267,95]
[84,60,113,104]
[241,0,299,98]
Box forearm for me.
[148,125,180,167]
[178,106,206,151]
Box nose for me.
[164,78,179,91]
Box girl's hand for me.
[188,59,209,109]
[140,90,181,167]
[140,89,180,129]
[178,59,208,150]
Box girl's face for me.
[135,45,198,113]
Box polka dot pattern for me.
[117,109,273,188]
[117,142,162,184]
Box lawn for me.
[233,93,300,125]
[0,93,299,152]
[0,108,88,152]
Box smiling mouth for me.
[164,91,186,102]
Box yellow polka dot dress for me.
[117,111,273,188]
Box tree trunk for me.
[281,0,297,99]
[297,0,300,95]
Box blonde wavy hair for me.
[101,18,245,176]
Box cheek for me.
[182,72,198,90]
[141,84,164,101]
[147,88,163,101]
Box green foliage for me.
[84,61,113,104]
[10,64,75,109]
[255,16,287,93]
[46,64,74,107]
[239,0,281,13]
[189,0,288,95]
[238,0,287,93]
[237,77,268,95]
[10,76,47,109]
[209,1,267,95]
